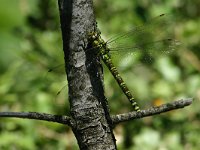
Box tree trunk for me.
[58,0,117,149]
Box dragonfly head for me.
[88,31,100,41]
[88,31,104,49]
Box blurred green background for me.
[0,0,199,149]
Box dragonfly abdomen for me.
[101,51,140,112]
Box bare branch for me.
[111,98,193,124]
[0,98,193,128]
[0,112,74,127]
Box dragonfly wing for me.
[109,38,180,65]
[107,14,176,49]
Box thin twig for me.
[0,98,193,127]
[111,98,193,124]
[0,112,74,127]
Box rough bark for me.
[58,0,117,149]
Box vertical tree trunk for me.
[58,0,117,149]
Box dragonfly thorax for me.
[88,31,110,55]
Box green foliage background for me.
[0,0,199,149]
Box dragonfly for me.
[48,14,180,112]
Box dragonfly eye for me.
[88,32,97,40]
